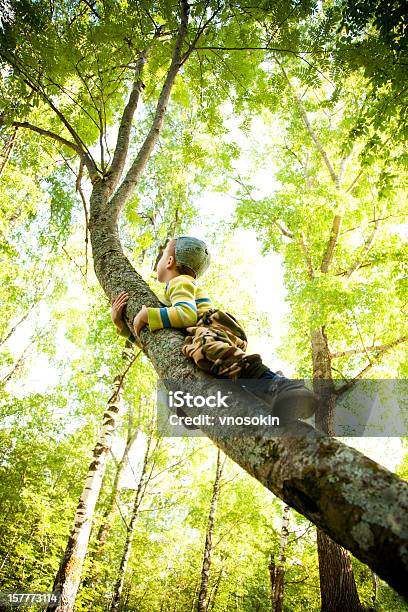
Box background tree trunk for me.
[197,449,224,612]
[311,326,363,612]
[317,530,363,612]
[82,401,140,590]
[269,504,290,612]
[109,420,153,612]
[371,570,378,607]
[49,347,136,612]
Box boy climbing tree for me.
[111,235,318,426]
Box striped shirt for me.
[147,275,213,331]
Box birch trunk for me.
[82,407,140,590]
[49,347,136,612]
[109,423,153,612]
[311,327,363,612]
[269,505,290,612]
[197,449,224,612]
[371,571,377,607]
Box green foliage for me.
[0,2,406,610]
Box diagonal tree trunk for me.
[311,326,364,612]
[269,505,290,612]
[48,346,137,612]
[197,449,224,612]
[88,204,408,600]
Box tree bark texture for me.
[317,529,363,612]
[49,347,136,612]
[197,449,224,612]
[82,411,139,591]
[269,505,290,612]
[311,326,363,611]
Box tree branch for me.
[0,49,99,181]
[180,2,224,67]
[334,336,407,396]
[335,262,373,276]
[234,176,294,238]
[345,219,381,278]
[107,49,149,192]
[321,214,342,273]
[273,219,293,238]
[331,336,407,359]
[1,326,49,385]
[109,0,190,219]
[345,168,364,193]
[277,59,338,185]
[194,46,317,54]
[0,280,50,347]
[12,121,82,155]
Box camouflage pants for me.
[182,308,263,380]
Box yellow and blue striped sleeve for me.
[147,276,198,331]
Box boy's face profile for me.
[156,240,176,282]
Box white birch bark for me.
[49,347,137,612]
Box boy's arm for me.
[146,276,198,331]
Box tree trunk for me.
[317,529,363,612]
[269,505,290,612]
[197,449,224,612]
[371,570,377,607]
[208,567,224,612]
[82,404,140,590]
[311,327,363,612]
[49,346,136,612]
[109,422,153,612]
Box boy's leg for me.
[237,367,317,422]
[182,326,250,378]
[182,309,264,379]
[182,308,317,424]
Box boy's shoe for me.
[242,376,318,423]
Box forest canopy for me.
[0,1,407,611]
